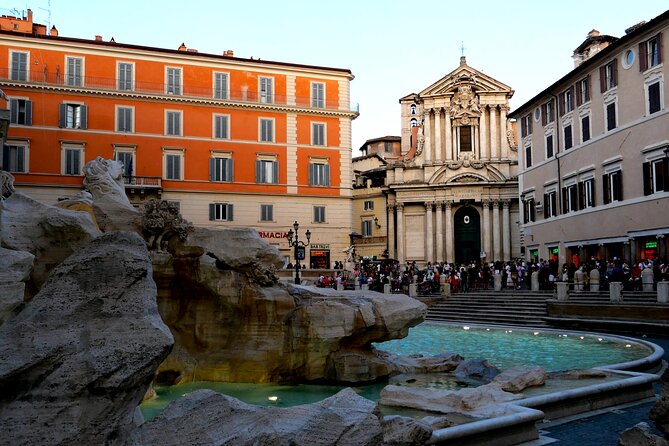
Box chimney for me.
[223,49,234,57]
[178,42,187,51]
[50,25,58,36]
[95,35,102,41]
[27,9,33,23]
[587,29,600,38]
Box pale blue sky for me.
[3,0,668,152]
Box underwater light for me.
[268,396,278,402]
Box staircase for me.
[426,290,553,327]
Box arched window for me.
[410,118,418,127]
[410,104,417,115]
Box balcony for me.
[0,68,359,114]
[123,175,161,188]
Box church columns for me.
[492,199,501,261]
[434,109,442,162]
[502,200,511,261]
[424,111,432,163]
[489,106,498,159]
[445,201,454,262]
[425,202,434,263]
[387,203,395,260]
[445,112,453,160]
[500,105,509,160]
[435,202,444,261]
[482,200,492,260]
[396,203,405,264]
[480,105,488,160]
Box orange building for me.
[0,10,358,268]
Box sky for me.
[3,0,668,154]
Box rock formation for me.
[651,366,669,437]
[0,246,33,324]
[619,422,668,446]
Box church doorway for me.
[454,206,481,265]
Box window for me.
[640,34,663,71]
[606,102,617,131]
[410,104,417,115]
[363,200,374,211]
[166,111,182,136]
[214,115,229,139]
[256,159,278,184]
[600,60,618,92]
[10,51,28,81]
[522,197,536,223]
[564,124,573,150]
[260,204,273,222]
[66,57,83,87]
[58,103,88,129]
[313,205,326,223]
[521,114,532,137]
[541,100,554,126]
[115,150,134,177]
[643,157,669,195]
[559,87,574,115]
[259,77,273,103]
[581,115,591,143]
[259,118,274,142]
[603,170,623,204]
[546,134,554,159]
[209,155,233,182]
[576,76,590,106]
[2,144,27,173]
[648,81,662,114]
[311,82,325,108]
[309,161,330,186]
[166,67,182,95]
[459,126,472,152]
[579,178,595,208]
[362,219,373,237]
[164,152,183,180]
[209,203,233,221]
[214,72,229,99]
[410,118,418,127]
[525,145,532,168]
[543,190,557,218]
[118,62,133,90]
[63,146,83,175]
[116,106,133,132]
[562,183,579,213]
[384,141,393,153]
[9,99,32,125]
[312,122,325,146]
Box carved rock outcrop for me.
[0,247,34,324]
[651,366,669,437]
[0,232,174,445]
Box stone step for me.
[426,314,550,327]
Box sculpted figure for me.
[83,157,130,206]
[142,199,193,251]
[1,170,16,200]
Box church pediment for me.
[418,58,513,98]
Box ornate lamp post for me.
[286,221,311,284]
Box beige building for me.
[510,11,669,265]
[384,57,519,265]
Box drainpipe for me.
[550,92,564,265]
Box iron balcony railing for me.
[122,175,162,188]
[0,68,360,113]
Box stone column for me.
[500,105,509,160]
[482,200,492,261]
[445,201,454,262]
[490,106,498,159]
[479,105,488,160]
[492,199,501,261]
[423,111,432,163]
[425,202,434,264]
[434,108,442,162]
[396,203,405,264]
[387,203,395,260]
[445,112,453,160]
[502,200,511,261]
[435,202,444,262]
[658,281,669,303]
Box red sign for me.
[259,231,289,239]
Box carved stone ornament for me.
[453,175,480,183]
[449,84,481,119]
[447,154,486,170]
[141,199,194,251]
[1,170,16,200]
[82,157,131,207]
[507,123,518,152]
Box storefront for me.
[309,243,330,269]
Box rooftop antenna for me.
[38,0,52,30]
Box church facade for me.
[385,57,520,265]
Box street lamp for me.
[286,221,311,284]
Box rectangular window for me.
[543,190,557,218]
[648,81,661,114]
[115,151,134,177]
[541,100,554,126]
[309,162,330,186]
[166,111,182,136]
[313,205,326,223]
[166,67,182,95]
[581,115,590,142]
[164,153,182,180]
[643,158,669,195]
[546,134,554,159]
[576,76,590,106]
[363,200,374,211]
[564,125,573,150]
[2,144,26,173]
[521,114,532,137]
[9,99,32,125]
[59,103,88,129]
[66,57,83,87]
[563,184,579,213]
[117,106,133,132]
[459,126,472,151]
[312,123,325,146]
[606,102,616,131]
[600,60,618,92]
[579,178,595,208]
[384,141,393,153]
[311,82,325,108]
[260,204,273,222]
[256,159,278,184]
[564,87,574,113]
[523,197,535,223]
[525,145,532,168]
[10,51,28,81]
[214,72,229,99]
[209,156,233,182]
[209,203,233,221]
[118,62,133,90]
[640,34,663,70]
[63,147,82,175]
[362,219,373,237]
[259,118,274,142]
[214,115,229,139]
[603,170,623,204]
[259,77,273,103]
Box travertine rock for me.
[651,367,669,436]
[493,366,547,392]
[387,352,464,374]
[619,422,668,446]
[453,359,501,382]
[0,232,174,446]
[0,247,34,324]
[132,388,383,446]
[382,415,433,446]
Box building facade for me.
[385,57,519,265]
[0,10,358,268]
[510,11,669,266]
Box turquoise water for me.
[140,323,652,419]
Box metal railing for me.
[0,68,359,113]
[122,175,161,188]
